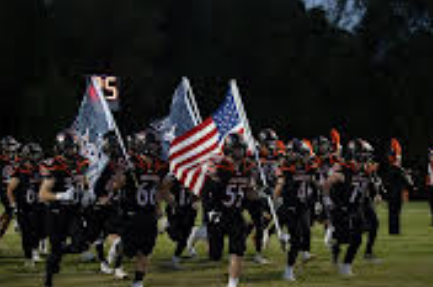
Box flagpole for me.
[230,80,288,247]
[230,81,256,153]
[182,78,201,126]
[91,77,132,169]
[183,77,203,124]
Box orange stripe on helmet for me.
[330,128,341,146]
[389,138,402,165]
[302,139,314,156]
[391,138,402,156]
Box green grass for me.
[1,202,432,287]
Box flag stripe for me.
[169,126,219,162]
[194,166,207,196]
[179,163,201,186]
[173,140,219,178]
[171,118,214,151]
[188,167,204,195]
[170,134,219,170]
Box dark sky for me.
[0,0,432,166]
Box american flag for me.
[169,90,244,196]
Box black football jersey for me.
[94,163,113,199]
[121,154,168,214]
[206,158,256,213]
[169,176,195,209]
[0,155,17,192]
[261,155,280,190]
[11,161,42,210]
[40,155,89,207]
[330,164,369,209]
[280,163,316,207]
[316,156,341,184]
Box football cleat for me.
[114,268,128,280]
[100,262,114,274]
[339,263,354,277]
[282,266,296,282]
[253,254,270,265]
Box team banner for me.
[72,77,116,190]
[151,78,200,160]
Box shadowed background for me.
[1,0,433,168]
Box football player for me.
[427,148,433,227]
[203,133,259,287]
[160,175,198,269]
[322,139,368,276]
[83,131,128,278]
[39,131,90,287]
[256,130,289,254]
[120,130,174,287]
[385,138,414,235]
[0,136,21,242]
[274,139,317,281]
[7,142,45,266]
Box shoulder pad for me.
[215,158,234,172]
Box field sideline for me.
[0,202,432,287]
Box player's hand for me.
[98,196,110,206]
[208,210,222,224]
[55,188,75,202]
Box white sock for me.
[108,238,121,263]
[228,277,239,287]
[196,225,208,240]
[340,263,352,274]
[187,227,199,249]
[346,263,352,270]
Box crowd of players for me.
[0,127,425,287]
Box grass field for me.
[0,202,432,287]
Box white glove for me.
[208,210,222,224]
[56,188,75,202]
